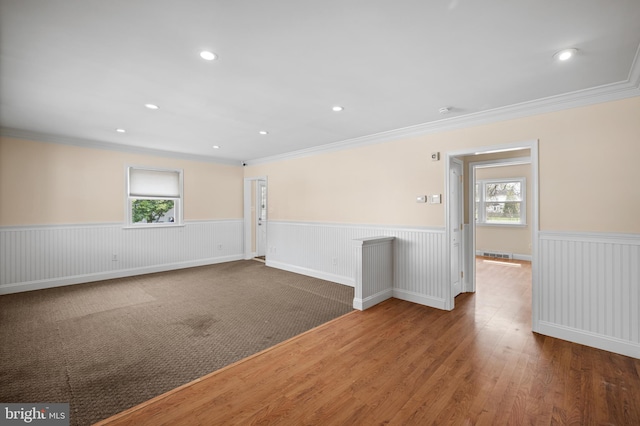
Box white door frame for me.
[444,140,539,333]
[450,157,464,298]
[256,180,267,257]
[243,176,268,260]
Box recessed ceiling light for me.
[554,48,578,61]
[332,106,344,112]
[144,103,159,110]
[259,130,269,135]
[212,145,220,149]
[200,51,217,61]
[116,128,126,133]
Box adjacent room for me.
[1,1,639,425]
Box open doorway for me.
[445,140,539,332]
[243,177,268,261]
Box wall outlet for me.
[332,257,337,266]
[217,244,223,250]
[112,254,118,262]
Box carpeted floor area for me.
[0,260,354,426]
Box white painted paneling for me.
[0,220,244,294]
[353,237,394,310]
[539,231,640,358]
[266,221,447,309]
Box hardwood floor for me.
[96,258,640,425]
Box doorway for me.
[243,177,268,260]
[445,140,539,332]
[256,180,267,258]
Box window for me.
[475,178,526,225]
[126,166,183,226]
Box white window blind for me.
[128,168,180,198]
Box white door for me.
[450,159,463,297]
[256,180,267,257]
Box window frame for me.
[125,165,184,228]
[475,177,526,227]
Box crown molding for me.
[0,127,242,166]
[628,42,640,88]
[246,62,640,166]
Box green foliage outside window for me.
[132,199,174,223]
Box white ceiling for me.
[1,0,639,164]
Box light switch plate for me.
[416,195,427,203]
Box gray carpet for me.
[0,260,354,425]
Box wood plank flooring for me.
[95,258,640,425]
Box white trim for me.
[539,230,640,245]
[352,236,396,246]
[0,219,241,231]
[353,288,393,310]
[472,156,531,168]
[512,254,532,262]
[628,42,640,87]
[392,289,447,310]
[267,220,445,234]
[0,127,241,166]
[0,255,244,295]
[538,321,640,360]
[266,260,354,287]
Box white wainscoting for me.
[538,231,640,359]
[353,236,395,311]
[0,220,244,294]
[266,221,447,310]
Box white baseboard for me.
[392,289,448,311]
[353,288,393,311]
[538,321,640,360]
[266,260,354,287]
[0,255,244,295]
[513,253,532,261]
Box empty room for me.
[1,1,639,425]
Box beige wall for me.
[3,96,639,232]
[474,163,532,256]
[246,96,640,234]
[0,137,244,226]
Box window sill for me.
[123,223,185,230]
[476,223,527,228]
